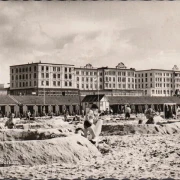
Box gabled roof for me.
[82,94,105,103]
[108,96,180,105]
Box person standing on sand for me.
[125,104,131,120]
[83,104,101,142]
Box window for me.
[128,84,130,88]
[41,66,44,71]
[65,74,67,79]
[69,82,72,86]
[53,67,56,71]
[65,82,67,86]
[46,81,49,86]
[46,73,49,78]
[26,74,28,79]
[100,78,102,82]
[77,77,79,81]
[34,81,36,86]
[76,71,79,75]
[34,73,36,78]
[90,72,93,75]
[77,84,79,88]
[11,83,13,88]
[19,68,21,73]
[12,69,14,73]
[22,75,24,79]
[58,81,60,86]
[113,84,115,88]
[122,77,126,82]
[12,75,14,80]
[132,84,134,88]
[113,77,115,82]
[82,84,84,88]
[94,72,97,75]
[19,82,21,87]
[19,75,21,80]
[65,67,67,72]
[123,84,126,88]
[90,78,93,82]
[29,67,31,72]
[142,84,144,88]
[57,67,60,71]
[26,82,28,86]
[53,81,56,86]
[34,66,36,71]
[57,74,60,78]
[69,68,71,72]
[16,75,18,80]
[46,66,49,71]
[69,74,72,79]
[53,74,56,79]
[90,84,93,88]
[30,81,31,86]
[82,77,84,81]
[128,78,130,82]
[41,73,44,78]
[23,82,25,87]
[16,69,18,73]
[86,84,88,89]
[145,78,147,82]
[86,77,89,82]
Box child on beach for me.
[145,108,157,124]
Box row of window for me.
[11,66,37,74]
[136,73,152,77]
[76,71,97,76]
[152,89,173,94]
[135,78,152,83]
[11,81,36,88]
[12,73,37,80]
[105,84,134,89]
[155,78,172,82]
[77,84,98,89]
[156,83,173,88]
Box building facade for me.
[10,62,180,97]
[135,65,180,96]
[10,62,78,96]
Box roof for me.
[136,69,178,72]
[13,95,80,105]
[10,62,74,67]
[108,96,180,105]
[0,95,17,105]
[82,94,105,103]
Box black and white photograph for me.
[0,1,180,179]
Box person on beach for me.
[5,113,15,129]
[125,104,131,120]
[145,108,157,124]
[83,104,101,142]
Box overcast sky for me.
[1,2,180,84]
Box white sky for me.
[1,1,180,84]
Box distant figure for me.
[27,110,31,120]
[125,105,131,120]
[145,108,157,124]
[5,113,15,129]
[81,109,85,118]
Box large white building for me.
[10,62,143,96]
[10,62,77,96]
[135,65,180,96]
[10,62,180,97]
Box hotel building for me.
[10,62,143,96]
[135,65,180,96]
[10,62,78,96]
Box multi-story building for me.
[10,62,143,96]
[75,62,143,96]
[10,62,78,96]
[135,65,180,96]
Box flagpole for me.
[98,71,99,112]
